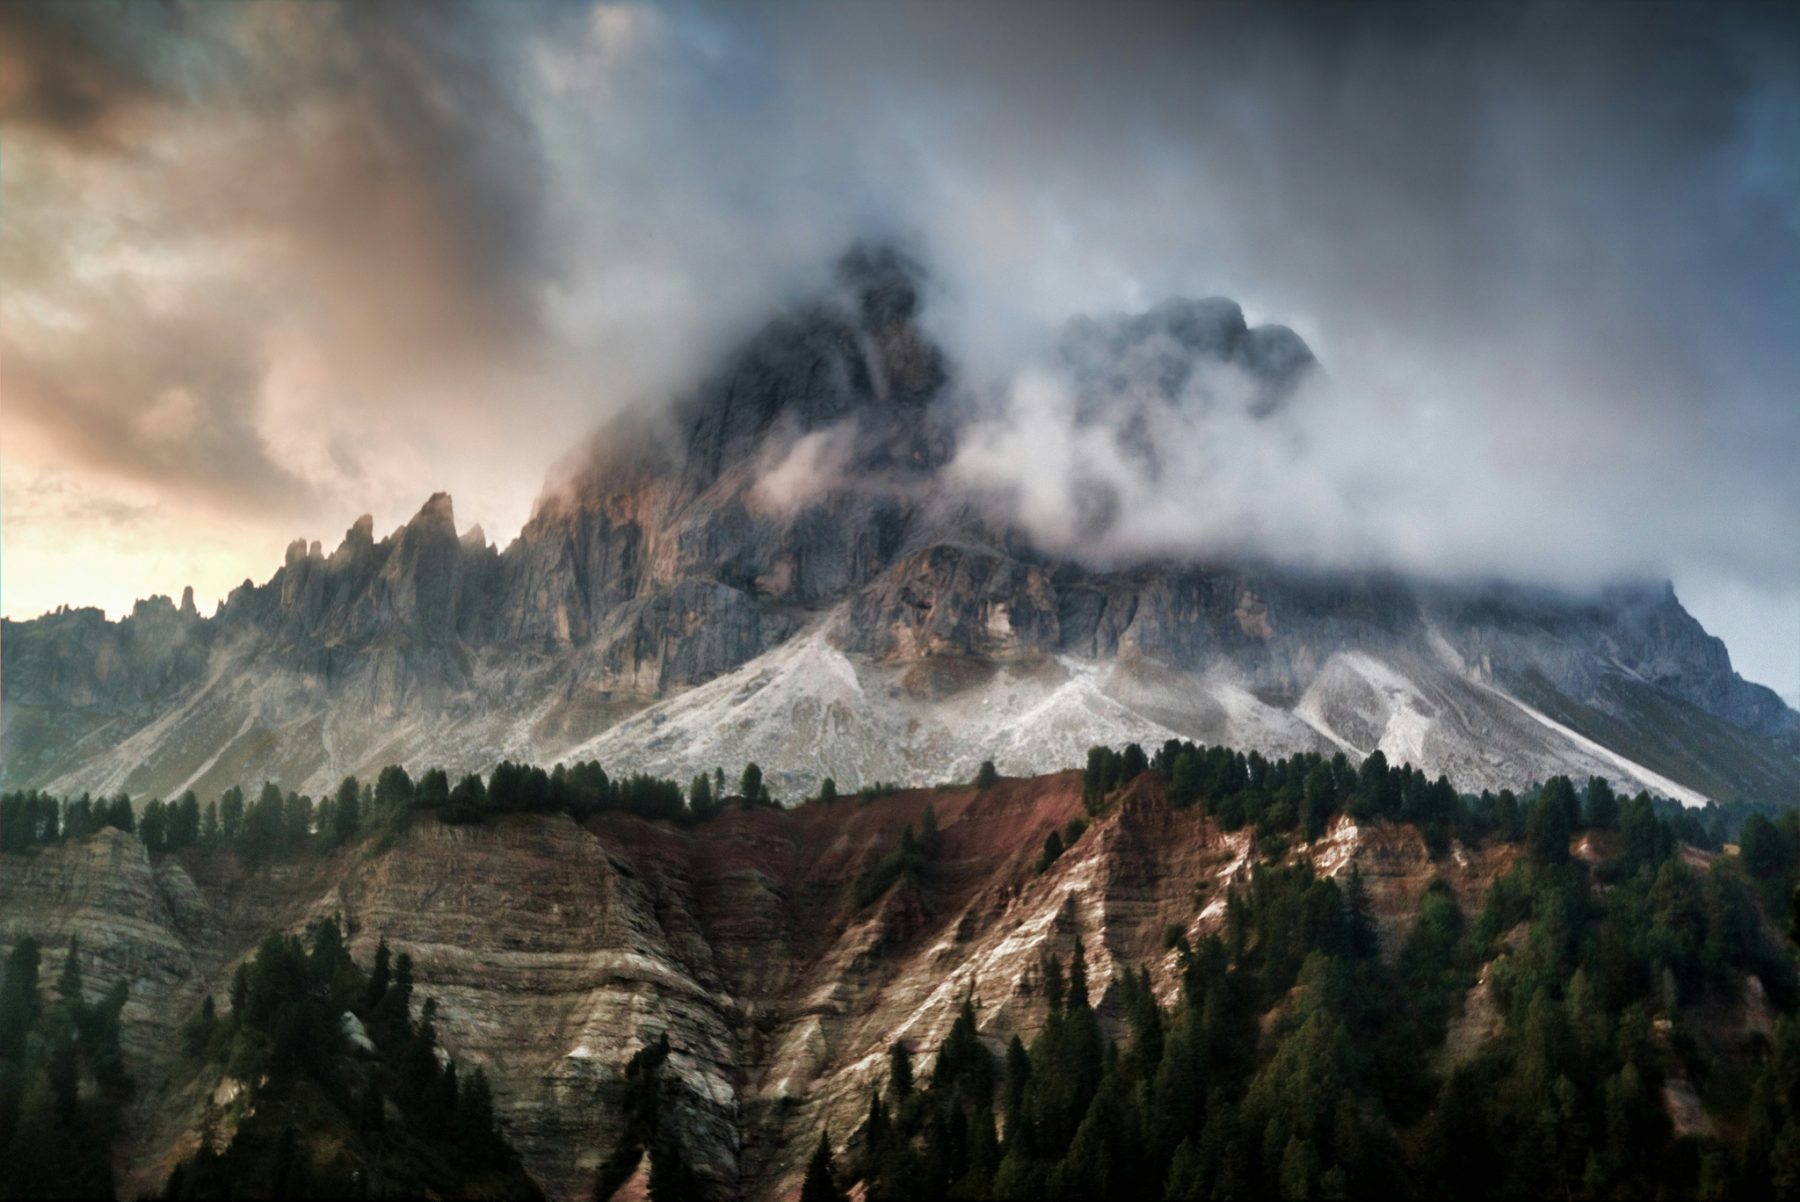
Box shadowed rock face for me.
[3,244,1795,805]
[0,774,1527,1202]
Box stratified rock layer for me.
[0,774,1525,1201]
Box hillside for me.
[2,750,1796,1199]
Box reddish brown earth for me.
[0,773,1532,1201]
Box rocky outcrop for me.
[3,244,1794,805]
[0,772,1524,1202]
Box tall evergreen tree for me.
[801,1131,844,1202]
[889,1040,914,1099]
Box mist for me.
[3,2,1796,689]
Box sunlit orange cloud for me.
[0,460,281,622]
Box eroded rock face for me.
[3,244,1794,805]
[0,776,1521,1202]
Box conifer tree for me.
[889,1040,914,1099]
[801,1130,845,1202]
[367,937,392,1010]
[0,937,42,1058]
[333,775,361,844]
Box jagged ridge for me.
[2,245,1794,805]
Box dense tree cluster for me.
[0,937,130,1200]
[837,748,1800,1201]
[1035,818,1087,875]
[1081,739,1730,860]
[1,790,138,852]
[2,756,787,867]
[161,919,535,1199]
[856,804,944,907]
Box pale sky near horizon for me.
[3,2,1797,701]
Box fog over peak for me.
[2,1,1797,692]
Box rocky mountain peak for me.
[835,239,926,328]
[408,491,457,536]
[1057,293,1317,420]
[4,244,1796,810]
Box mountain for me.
[1,762,1793,1200]
[3,244,1795,806]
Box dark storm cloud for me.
[0,2,193,144]
[733,1,1800,588]
[4,2,1797,680]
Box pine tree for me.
[334,776,362,844]
[171,791,202,848]
[865,1091,890,1152]
[889,1040,914,1099]
[0,937,42,1059]
[219,786,245,843]
[458,1067,498,1155]
[1004,1035,1032,1122]
[140,798,167,853]
[800,1130,844,1202]
[1068,938,1090,1011]
[367,937,392,1011]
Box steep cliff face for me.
[4,245,1794,805]
[0,773,1531,1202]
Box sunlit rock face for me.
[3,244,1794,806]
[0,773,1537,1201]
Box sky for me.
[2,2,1797,700]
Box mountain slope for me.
[3,245,1794,805]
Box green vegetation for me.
[159,919,537,1199]
[831,744,1800,1201]
[1036,817,1088,874]
[0,936,130,1199]
[2,755,789,868]
[8,737,1800,1199]
[801,1129,847,1202]
[856,804,944,907]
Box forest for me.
[4,743,1800,1200]
[811,745,1800,1201]
[159,918,539,1199]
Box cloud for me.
[750,424,857,519]
[2,2,1797,681]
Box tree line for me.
[0,758,800,864]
